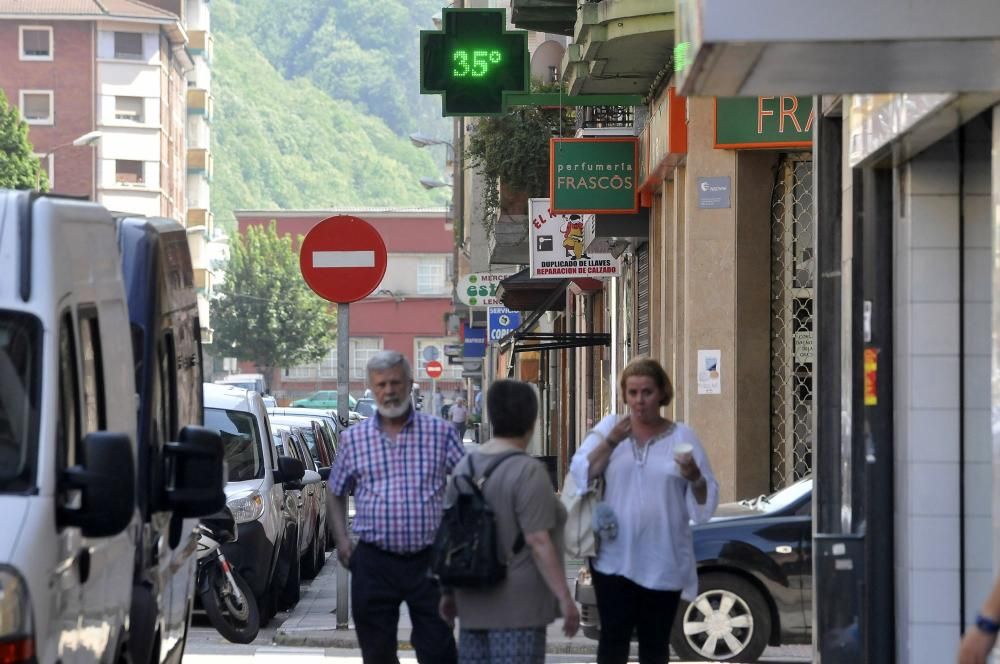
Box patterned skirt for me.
[458,627,547,664]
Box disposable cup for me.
[673,442,694,463]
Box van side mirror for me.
[58,432,136,538]
[273,455,304,484]
[163,425,226,517]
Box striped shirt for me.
[329,408,465,554]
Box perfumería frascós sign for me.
[549,137,639,214]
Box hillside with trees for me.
[211,0,450,231]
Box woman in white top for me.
[570,357,719,664]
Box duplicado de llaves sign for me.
[549,137,639,215]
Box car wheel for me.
[279,545,301,609]
[302,533,319,580]
[670,573,772,662]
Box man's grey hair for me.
[366,350,413,383]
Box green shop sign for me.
[549,138,639,214]
[715,96,814,149]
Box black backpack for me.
[430,452,525,588]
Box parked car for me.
[261,395,278,409]
[291,390,357,411]
[203,384,304,624]
[575,477,813,662]
[271,425,326,580]
[0,192,139,664]
[354,397,376,419]
[116,214,226,664]
[268,409,341,547]
[215,373,267,394]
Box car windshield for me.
[0,312,41,493]
[356,400,375,417]
[742,477,812,512]
[205,408,264,483]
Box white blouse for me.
[569,414,719,601]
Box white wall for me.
[99,189,161,217]
[894,114,994,664]
[186,172,210,210]
[379,254,450,296]
[96,25,160,64]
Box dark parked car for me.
[575,477,812,662]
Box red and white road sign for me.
[425,361,444,379]
[299,215,388,303]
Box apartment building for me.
[0,0,192,219]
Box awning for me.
[495,268,611,355]
[675,0,1000,96]
[509,0,577,36]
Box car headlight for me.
[0,566,35,664]
[227,491,265,524]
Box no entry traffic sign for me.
[299,215,388,303]
[425,361,444,379]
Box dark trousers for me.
[592,568,682,664]
[350,541,458,664]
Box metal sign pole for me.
[431,377,437,417]
[336,302,350,629]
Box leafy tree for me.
[212,222,336,381]
[0,90,47,190]
[465,84,575,228]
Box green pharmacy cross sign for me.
[421,8,529,117]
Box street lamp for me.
[36,130,102,190]
[419,177,453,190]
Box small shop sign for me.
[715,96,814,149]
[549,137,639,214]
[528,198,621,279]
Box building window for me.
[351,338,383,379]
[417,259,446,295]
[19,26,52,60]
[19,91,53,125]
[414,338,462,381]
[34,153,53,189]
[114,96,144,123]
[115,160,144,185]
[114,32,144,60]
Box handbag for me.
[561,470,604,558]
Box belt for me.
[358,540,431,560]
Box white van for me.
[0,192,139,664]
[214,373,267,394]
[203,384,304,623]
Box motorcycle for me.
[196,507,260,644]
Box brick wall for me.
[0,20,95,197]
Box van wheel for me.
[315,527,326,572]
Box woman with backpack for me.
[437,379,579,663]
[569,357,719,664]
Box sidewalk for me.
[275,555,597,655]
[275,554,811,662]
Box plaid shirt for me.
[329,408,465,554]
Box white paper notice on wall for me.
[697,349,722,395]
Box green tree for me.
[0,90,47,190]
[212,222,336,380]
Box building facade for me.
[0,0,215,344]
[234,208,463,405]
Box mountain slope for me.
[210,28,449,232]
[214,0,448,138]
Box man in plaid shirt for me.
[329,350,465,664]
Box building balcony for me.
[188,30,213,63]
[193,266,212,291]
[510,0,577,36]
[187,148,213,179]
[187,208,213,234]
[187,88,213,122]
[576,105,634,130]
[561,0,674,96]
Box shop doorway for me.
[770,155,815,490]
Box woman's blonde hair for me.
[619,357,674,407]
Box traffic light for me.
[420,8,529,117]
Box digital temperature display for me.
[421,9,528,116]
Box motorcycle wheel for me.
[200,565,260,644]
